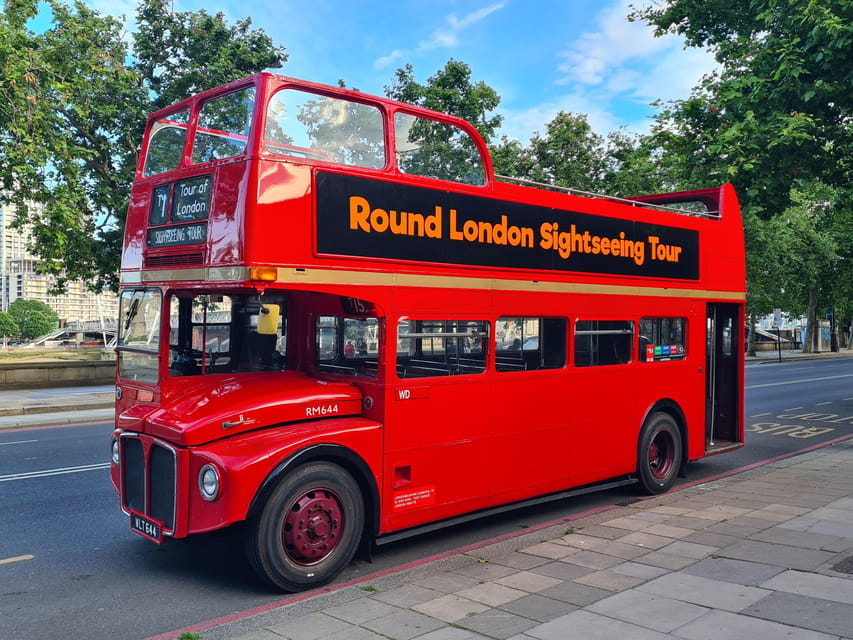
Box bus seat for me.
[247,331,278,368]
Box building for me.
[0,199,118,326]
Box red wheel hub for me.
[648,431,674,479]
[282,489,344,565]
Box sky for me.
[39,0,719,143]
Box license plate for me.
[130,512,163,543]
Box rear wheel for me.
[637,412,682,494]
[245,462,364,591]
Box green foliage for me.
[0,0,286,292]
[8,299,59,339]
[133,0,285,112]
[635,0,853,331]
[0,311,18,338]
[385,60,503,144]
[636,0,852,213]
[491,114,672,198]
[527,112,607,192]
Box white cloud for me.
[556,0,719,98]
[374,49,404,70]
[556,1,675,87]
[526,0,719,136]
[417,2,506,51]
[371,3,507,78]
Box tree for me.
[0,311,17,345]
[599,129,674,197]
[760,183,840,352]
[8,299,59,340]
[525,112,608,193]
[491,114,672,199]
[634,0,853,213]
[0,0,286,292]
[634,1,853,340]
[385,59,503,144]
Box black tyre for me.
[637,412,682,494]
[245,462,364,591]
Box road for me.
[2,356,853,640]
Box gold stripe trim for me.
[121,265,745,302]
[121,266,251,284]
[280,267,745,301]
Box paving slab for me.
[528,560,595,581]
[412,594,490,623]
[362,608,446,640]
[455,608,539,639]
[675,609,839,640]
[742,591,853,638]
[323,597,400,624]
[587,589,708,632]
[637,572,772,612]
[761,570,853,605]
[526,609,672,640]
[418,628,490,640]
[497,593,577,623]
[719,539,838,571]
[748,526,846,550]
[683,557,785,586]
[494,570,563,593]
[537,581,612,607]
[265,611,351,639]
[371,584,443,608]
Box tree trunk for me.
[803,284,818,353]
[747,312,757,357]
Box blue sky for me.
[56,0,718,142]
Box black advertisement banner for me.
[316,172,699,280]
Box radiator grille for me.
[121,436,177,531]
[145,252,204,268]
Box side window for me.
[575,320,634,367]
[496,317,567,372]
[640,317,686,362]
[264,89,386,168]
[394,113,486,186]
[192,87,255,164]
[397,319,488,378]
[316,315,379,378]
[143,109,189,177]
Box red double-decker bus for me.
[110,73,745,591]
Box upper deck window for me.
[143,109,189,177]
[264,89,385,169]
[191,87,255,164]
[394,113,485,186]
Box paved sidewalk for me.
[166,439,853,640]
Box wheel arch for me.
[640,398,688,476]
[246,444,380,550]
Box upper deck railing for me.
[495,175,722,219]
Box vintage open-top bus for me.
[111,73,745,591]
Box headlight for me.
[111,437,120,465]
[198,464,220,501]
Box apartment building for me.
[0,200,117,325]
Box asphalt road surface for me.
[2,356,852,640]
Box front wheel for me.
[637,412,682,494]
[245,462,364,591]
